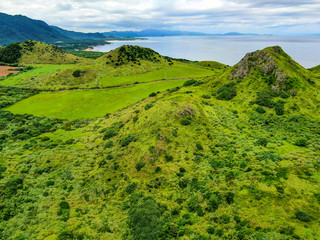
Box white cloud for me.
[0,0,319,34]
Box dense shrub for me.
[258,151,281,162]
[255,106,266,114]
[106,154,114,160]
[136,162,146,171]
[202,94,211,99]
[128,197,164,240]
[4,177,23,196]
[65,139,75,145]
[183,80,197,86]
[295,138,307,147]
[145,103,154,110]
[314,193,320,204]
[294,210,312,222]
[255,89,276,108]
[149,92,157,97]
[57,231,74,240]
[207,226,215,234]
[196,142,203,151]
[120,134,135,147]
[275,100,285,115]
[103,128,118,140]
[0,43,22,63]
[104,140,114,148]
[57,201,70,222]
[256,138,268,147]
[0,165,6,179]
[126,182,138,194]
[280,91,290,99]
[216,82,237,100]
[165,154,173,162]
[225,192,235,204]
[180,118,191,126]
[72,70,84,77]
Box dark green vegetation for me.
[0,45,320,239]
[0,87,39,108]
[100,45,171,67]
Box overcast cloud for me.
[0,0,320,34]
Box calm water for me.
[93,36,320,68]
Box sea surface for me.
[92,36,320,68]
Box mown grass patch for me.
[5,80,185,119]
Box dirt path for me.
[0,66,19,77]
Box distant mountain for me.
[51,26,107,40]
[103,29,266,38]
[0,12,67,45]
[103,29,208,37]
[0,12,108,47]
[220,32,260,36]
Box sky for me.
[1,0,320,34]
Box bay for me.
[92,36,320,68]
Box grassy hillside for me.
[210,46,320,118]
[5,80,186,119]
[0,41,86,64]
[199,61,228,69]
[0,64,74,86]
[95,45,170,66]
[18,41,84,64]
[0,46,319,240]
[0,45,218,90]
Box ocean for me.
[93,35,320,68]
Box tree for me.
[128,197,164,240]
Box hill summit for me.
[96,45,171,67]
[229,46,312,93]
[0,40,83,64]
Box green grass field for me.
[0,64,73,86]
[0,63,219,90]
[5,80,185,119]
[94,64,217,88]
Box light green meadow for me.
[5,80,185,119]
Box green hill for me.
[199,61,228,69]
[310,65,320,78]
[0,45,218,90]
[95,45,171,67]
[0,40,84,64]
[211,46,319,118]
[0,46,320,239]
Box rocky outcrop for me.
[230,49,277,79]
[229,47,293,90]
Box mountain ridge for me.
[51,26,107,40]
[0,12,67,45]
